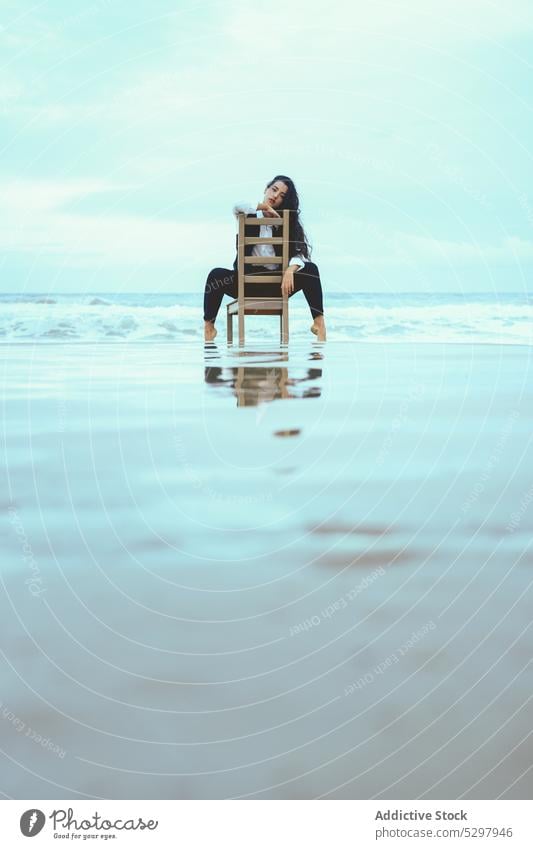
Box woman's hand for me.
[282,267,295,296]
[257,202,280,218]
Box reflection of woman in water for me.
[204,365,323,407]
[203,175,327,342]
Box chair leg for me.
[238,306,245,346]
[281,303,289,345]
[227,309,233,343]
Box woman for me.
[203,175,326,341]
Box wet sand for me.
[1,340,532,799]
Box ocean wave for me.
[86,296,112,306]
[0,299,531,344]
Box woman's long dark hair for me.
[266,175,312,261]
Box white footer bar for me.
[2,799,531,848]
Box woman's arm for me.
[233,201,280,218]
[232,201,257,216]
[288,256,306,270]
[282,256,307,295]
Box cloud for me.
[224,0,533,51]
[3,180,529,274]
[0,179,231,268]
[10,0,532,132]
[1,1,532,292]
[1,179,116,212]
[0,13,56,51]
[0,78,24,103]
[399,233,533,262]
[318,216,533,265]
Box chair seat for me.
[227,297,284,315]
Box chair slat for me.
[244,275,282,283]
[228,303,284,309]
[244,256,283,264]
[244,216,284,226]
[244,237,284,245]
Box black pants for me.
[203,262,324,323]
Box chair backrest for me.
[236,210,290,301]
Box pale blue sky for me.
[1,0,532,294]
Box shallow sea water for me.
[1,338,532,799]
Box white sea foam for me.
[0,294,531,344]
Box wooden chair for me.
[227,210,290,345]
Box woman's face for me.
[264,180,289,209]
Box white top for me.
[233,202,306,270]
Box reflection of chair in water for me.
[227,210,291,346]
[204,364,322,407]
[235,366,289,407]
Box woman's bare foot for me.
[204,320,217,342]
[310,316,327,341]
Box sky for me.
[1,0,533,294]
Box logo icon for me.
[20,809,45,837]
